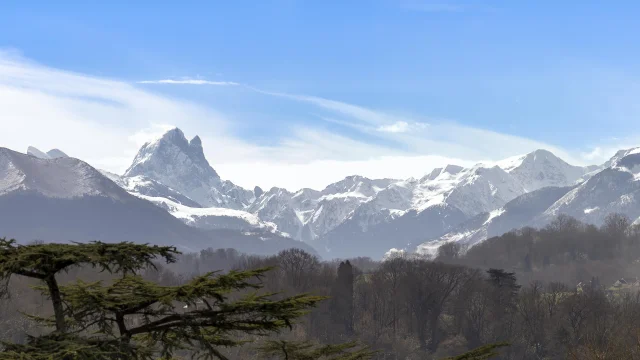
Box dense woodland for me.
[3,213,640,359]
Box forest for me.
[3,213,640,359]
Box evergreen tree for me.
[0,238,328,359]
[486,269,520,307]
[331,261,354,336]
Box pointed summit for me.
[123,127,254,209]
[498,149,591,192]
[124,128,219,204]
[187,135,209,165]
[189,135,202,147]
[423,164,463,181]
[161,127,185,140]
[27,146,50,159]
[126,127,218,178]
[27,147,70,160]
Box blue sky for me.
[2,1,640,190]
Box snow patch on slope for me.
[484,208,505,225]
[136,194,286,236]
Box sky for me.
[2,1,640,190]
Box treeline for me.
[164,245,640,359]
[2,213,640,358]
[453,213,640,285]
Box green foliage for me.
[257,340,375,360]
[442,342,509,360]
[0,239,329,359]
[0,238,178,281]
[0,333,141,360]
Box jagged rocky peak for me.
[125,127,218,181]
[189,134,202,147]
[254,186,264,198]
[321,174,394,197]
[423,164,464,181]
[187,135,208,162]
[123,127,253,209]
[1,147,127,199]
[26,146,70,160]
[27,146,51,159]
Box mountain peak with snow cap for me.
[123,127,253,208]
[496,148,592,192]
[27,146,70,160]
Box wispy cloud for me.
[0,53,438,190]
[246,86,398,125]
[247,87,582,166]
[1,52,618,191]
[377,121,428,133]
[138,79,239,85]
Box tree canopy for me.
[0,238,344,359]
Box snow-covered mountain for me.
[27,146,70,160]
[247,176,397,244]
[539,147,640,226]
[418,185,576,255]
[318,149,595,258]
[0,147,315,256]
[15,126,627,260]
[496,149,593,192]
[416,148,640,255]
[316,162,528,258]
[1,147,127,199]
[124,128,253,209]
[116,130,598,259]
[112,174,202,208]
[137,193,286,236]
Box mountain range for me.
[9,127,640,259]
[0,146,315,256]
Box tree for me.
[0,238,327,359]
[277,249,320,292]
[436,242,462,262]
[484,269,519,353]
[331,261,354,337]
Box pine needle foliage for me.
[257,340,375,360]
[0,238,329,359]
[442,342,510,360]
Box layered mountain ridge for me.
[0,147,315,255]
[419,147,640,255]
[11,127,640,259]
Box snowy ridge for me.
[15,126,621,260]
[27,146,69,160]
[134,194,287,237]
[494,149,591,191]
[418,148,640,256]
[539,150,640,226]
[417,185,577,255]
[243,146,596,258]
[248,176,396,243]
[0,148,128,200]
